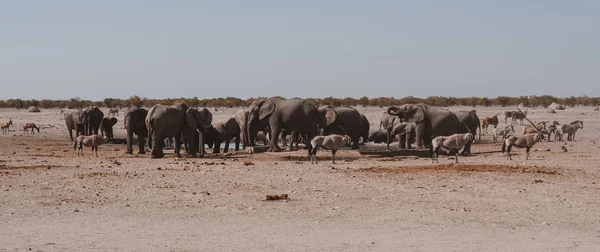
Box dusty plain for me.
[1,106,600,251]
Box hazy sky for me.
[2,1,599,100]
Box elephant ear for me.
[320,107,337,126]
[110,118,118,126]
[186,108,198,131]
[259,100,276,120]
[201,108,213,128]
[408,105,425,123]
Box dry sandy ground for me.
[1,106,600,251]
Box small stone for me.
[74,209,80,212]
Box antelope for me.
[522,121,547,135]
[492,125,515,143]
[501,133,544,160]
[310,134,351,164]
[594,106,599,111]
[501,108,544,160]
[504,111,517,124]
[75,135,109,157]
[481,113,500,133]
[1,120,13,134]
[108,108,119,116]
[511,109,528,125]
[23,123,40,134]
[562,123,582,141]
[430,133,474,163]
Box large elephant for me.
[65,110,84,141]
[100,117,118,140]
[247,97,319,153]
[81,106,104,135]
[454,110,480,155]
[387,104,461,149]
[146,104,212,158]
[317,106,364,149]
[124,108,148,154]
[359,113,370,143]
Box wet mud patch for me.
[356,163,560,175]
[280,155,360,162]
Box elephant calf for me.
[206,117,241,153]
[100,117,118,140]
[367,130,390,144]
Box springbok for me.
[1,120,14,134]
[23,123,40,134]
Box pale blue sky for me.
[1,1,599,100]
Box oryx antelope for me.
[481,113,500,134]
[501,133,544,160]
[502,108,544,160]
[492,125,515,143]
[75,135,109,157]
[1,120,13,134]
[429,133,474,163]
[310,134,351,164]
[522,121,547,135]
[23,123,40,134]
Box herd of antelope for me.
[473,108,586,162]
[0,119,40,135]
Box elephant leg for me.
[234,134,240,151]
[213,140,221,153]
[399,135,406,149]
[224,139,231,153]
[174,135,182,158]
[351,136,359,149]
[460,141,472,155]
[268,125,283,152]
[151,134,165,159]
[68,129,74,142]
[415,124,425,149]
[138,134,146,154]
[126,131,134,154]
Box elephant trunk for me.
[246,122,255,147]
[387,106,402,116]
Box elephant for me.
[368,129,390,143]
[359,113,370,143]
[255,131,269,145]
[65,110,85,141]
[454,110,480,155]
[379,112,397,130]
[389,122,416,149]
[100,117,118,140]
[146,104,212,158]
[387,104,461,149]
[234,109,250,149]
[247,97,319,154]
[81,106,104,136]
[317,106,365,149]
[205,117,241,153]
[124,108,148,154]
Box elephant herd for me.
[64,98,483,159]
